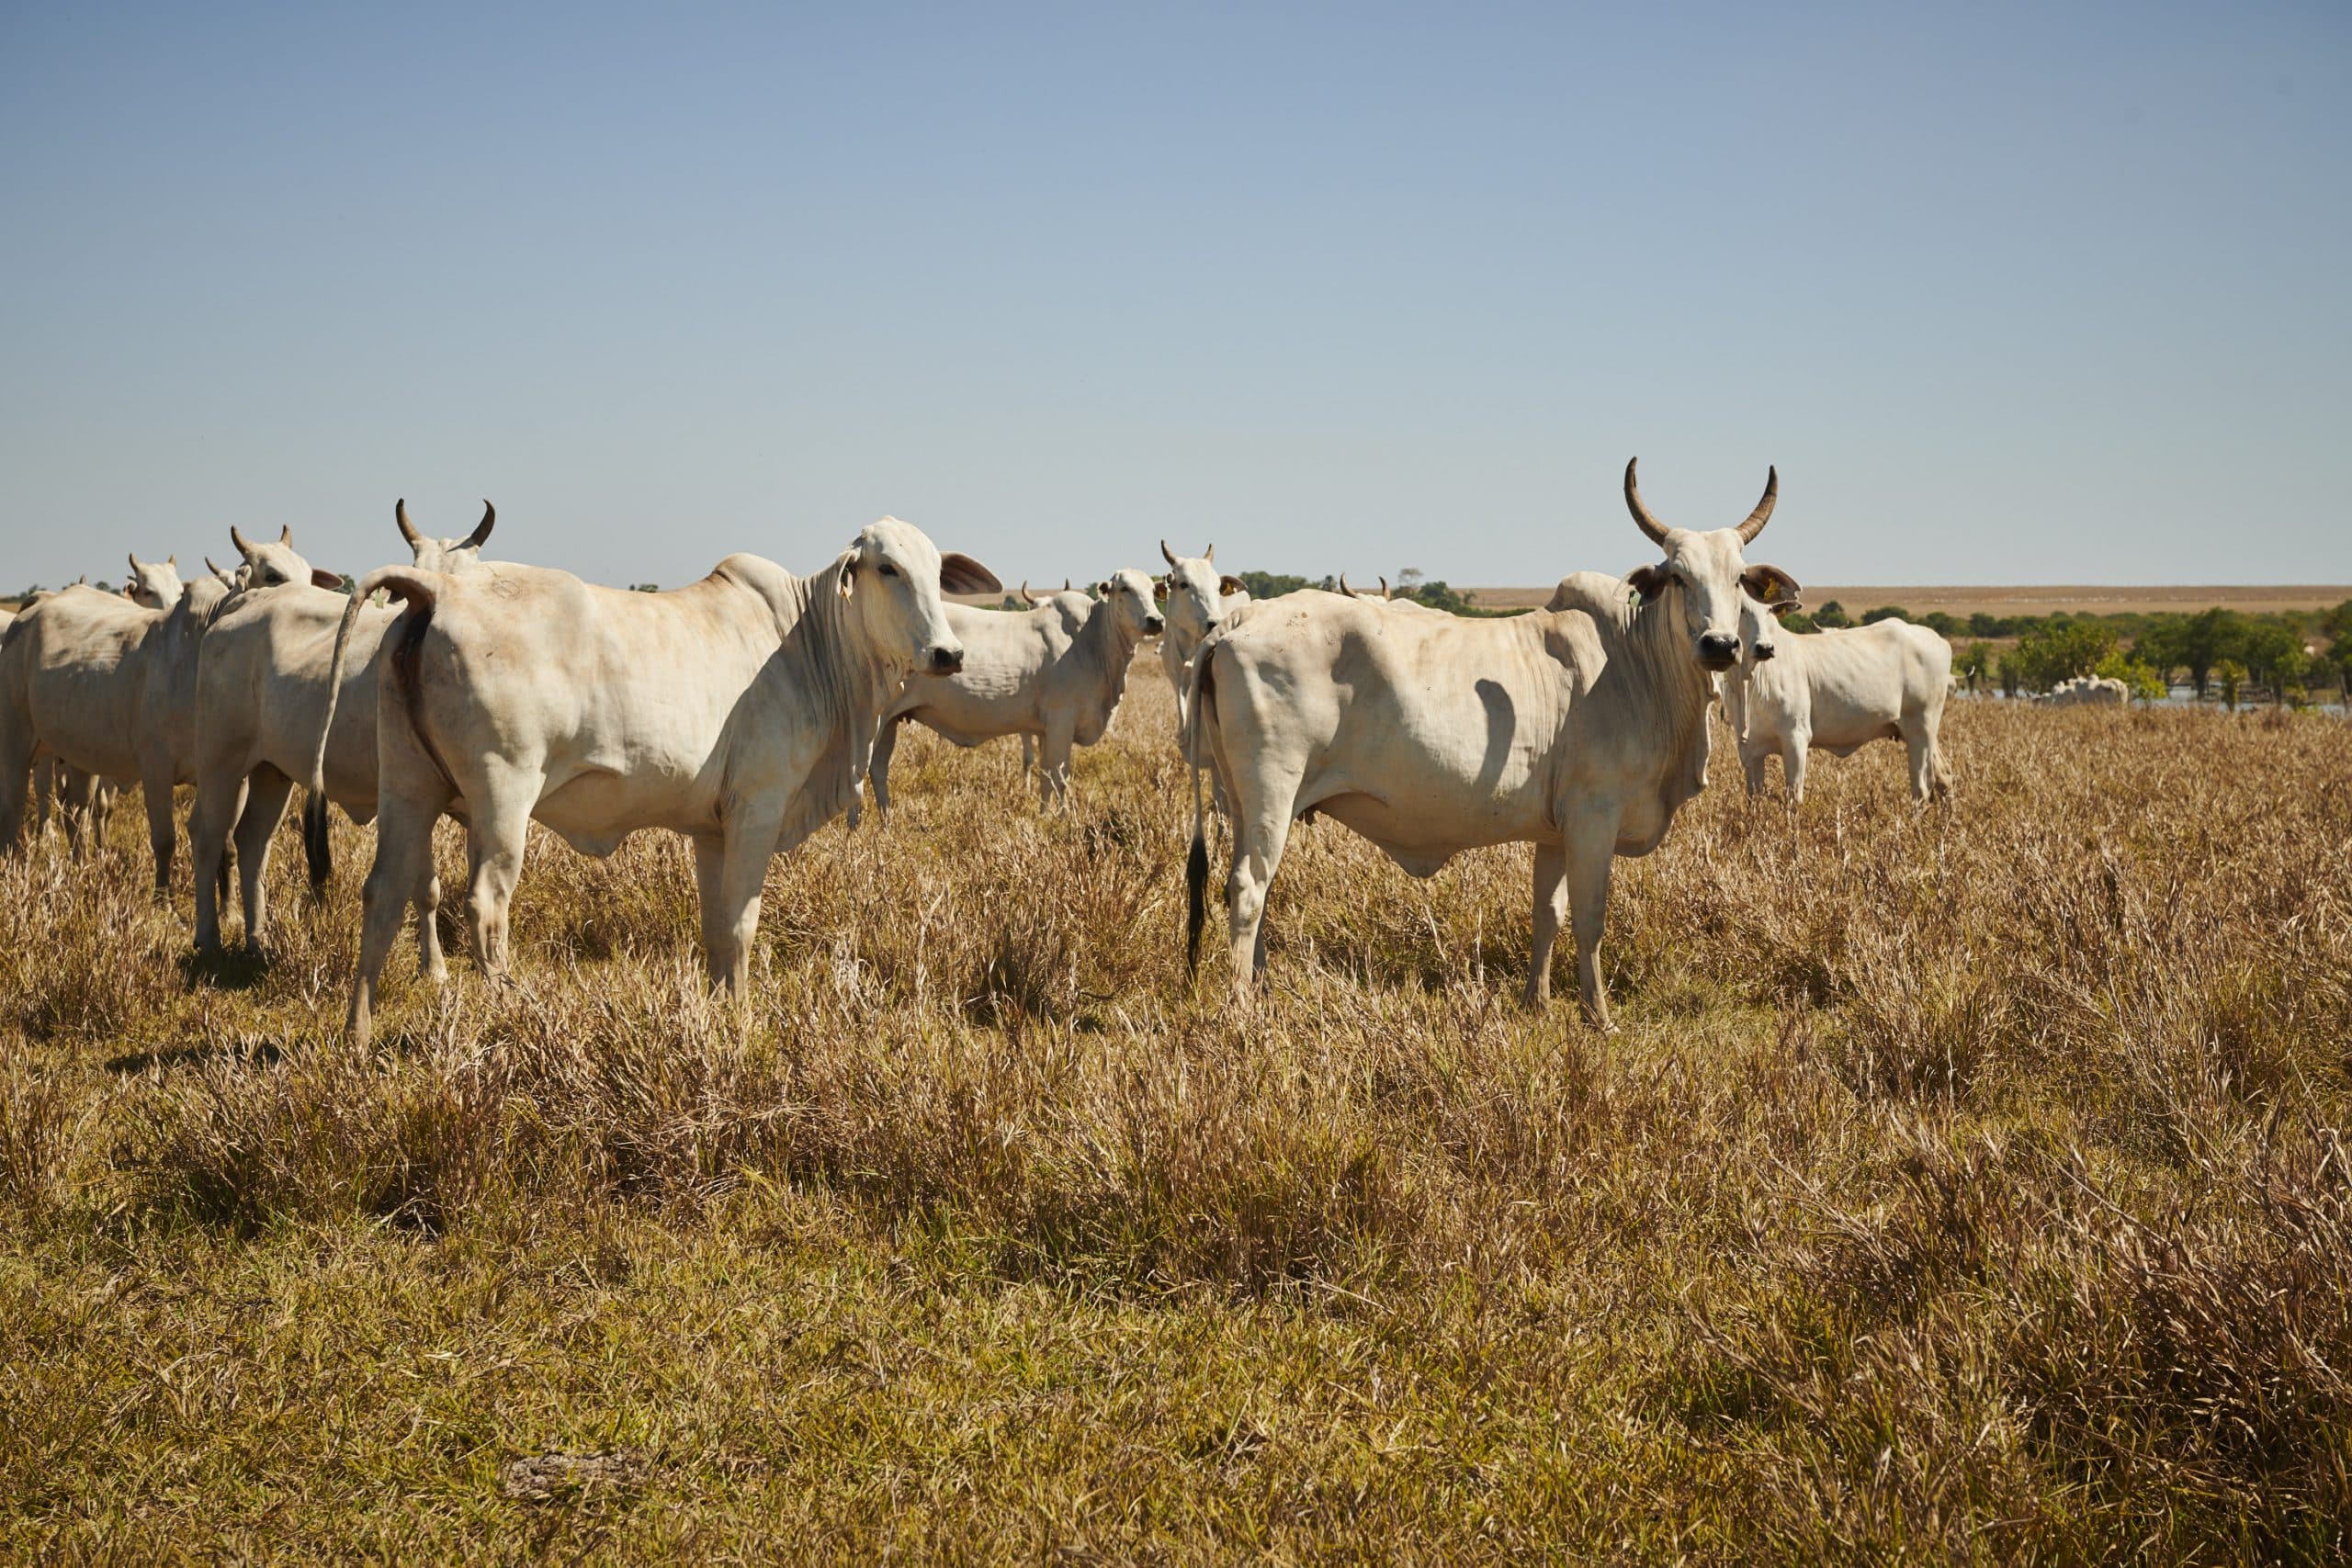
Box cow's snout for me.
[1144,613,1165,635]
[1697,632,1741,671]
[1753,641,1777,662]
[926,645,965,676]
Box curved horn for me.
[230,525,254,558]
[1160,539,1180,570]
[1736,466,1778,543]
[1623,457,1670,547]
[1204,543,1214,563]
[1340,572,1354,596]
[395,498,423,547]
[1062,577,1071,592]
[128,551,140,575]
[463,500,495,549]
[1020,581,1041,606]
[1379,576,1389,598]
[278,525,291,545]
[206,556,224,577]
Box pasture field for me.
[4,667,2349,1562]
[1462,582,2352,616]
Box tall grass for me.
[2,670,2346,1560]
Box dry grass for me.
[3,666,2348,1561]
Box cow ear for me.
[1741,565,1802,605]
[938,552,1001,596]
[311,569,345,592]
[836,555,857,601]
[1626,564,1670,603]
[1095,580,1114,599]
[1218,575,1246,595]
[1151,577,1170,602]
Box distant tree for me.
[1955,641,1992,693]
[1396,568,1425,590]
[1968,611,2003,638]
[2174,607,2246,698]
[2095,651,2165,703]
[1813,600,1852,629]
[2215,658,2246,711]
[2017,620,2118,689]
[1919,610,1959,637]
[1860,605,1911,626]
[1237,571,1317,600]
[1396,578,1476,614]
[632,582,659,593]
[2239,621,2301,700]
[1996,651,2023,698]
[94,579,114,593]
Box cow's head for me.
[230,525,345,592]
[1736,573,1803,667]
[1095,568,1164,638]
[1157,540,1246,643]
[125,554,184,611]
[395,499,496,575]
[1621,459,1800,673]
[205,555,249,592]
[835,516,1001,677]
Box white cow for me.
[870,569,1162,811]
[2037,674,2127,707]
[1184,460,1798,1031]
[187,502,494,956]
[0,568,232,886]
[0,603,118,848]
[1156,541,1250,730]
[1721,592,1954,804]
[320,517,999,1043]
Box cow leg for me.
[24,759,50,847]
[349,793,441,1046]
[140,774,175,896]
[1226,795,1296,1004]
[0,742,31,857]
[464,784,537,980]
[869,716,901,818]
[1525,842,1568,1008]
[413,822,449,987]
[1036,722,1074,810]
[1020,733,1037,780]
[701,809,781,1004]
[1738,740,1767,798]
[189,768,248,954]
[57,768,98,860]
[1564,815,1617,1032]
[232,770,294,953]
[1781,730,1810,804]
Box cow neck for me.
[1614,585,1716,799]
[1068,601,1138,715]
[769,557,896,741]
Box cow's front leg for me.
[1036,723,1075,810]
[1526,841,1567,1009]
[1564,813,1618,1032]
[701,807,782,1008]
[868,716,902,818]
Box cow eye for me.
[878,562,899,580]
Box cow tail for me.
[308,569,441,886]
[1182,637,1216,977]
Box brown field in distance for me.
[1462,582,2352,615]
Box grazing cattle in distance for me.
[0,571,233,885]
[1184,459,1799,1031]
[321,517,999,1043]
[870,568,1163,811]
[1156,541,1250,730]
[1721,592,1955,804]
[187,502,494,957]
[2037,674,2127,707]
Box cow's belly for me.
[533,767,721,856]
[28,682,141,779]
[1306,768,1555,879]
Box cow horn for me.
[1340,572,1354,596]
[1204,544,1214,563]
[1379,576,1389,597]
[1736,466,1778,543]
[230,525,254,558]
[463,500,495,549]
[206,556,225,576]
[279,525,292,545]
[1062,578,1071,592]
[1160,539,1180,570]
[1623,457,1671,547]
[395,498,423,547]
[127,551,140,574]
[1020,581,1041,605]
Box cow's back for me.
[202,585,403,807]
[19,590,156,778]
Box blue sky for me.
[3,2,2346,591]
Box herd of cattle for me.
[5,462,1982,1039]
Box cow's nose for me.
[1753,642,1777,662]
[1697,632,1740,670]
[1145,615,1165,635]
[927,645,964,675]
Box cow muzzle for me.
[1697,632,1741,671]
[1753,642,1777,662]
[1144,615,1165,635]
[925,645,965,676]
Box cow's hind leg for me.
[232,770,294,953]
[139,773,175,896]
[464,775,537,980]
[0,740,32,857]
[349,792,441,1045]
[1526,842,1567,1008]
[1225,789,1297,1004]
[189,769,249,954]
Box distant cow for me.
[1156,541,1250,730]
[2037,674,2127,707]
[871,569,1162,811]
[0,564,234,886]
[1721,592,1954,804]
[1184,459,1799,1030]
[321,517,998,1043]
[187,502,494,957]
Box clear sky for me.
[4,1,2346,592]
